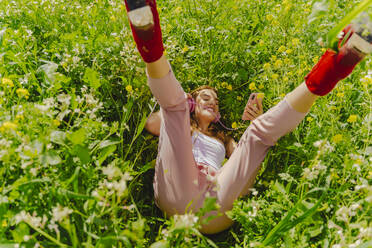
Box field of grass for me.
[0,0,371,247]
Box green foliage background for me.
[0,0,371,247]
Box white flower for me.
[57,93,71,107]
[51,205,73,223]
[102,164,122,179]
[173,213,198,230]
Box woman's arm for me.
[145,111,161,136]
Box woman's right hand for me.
[242,93,264,121]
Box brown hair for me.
[190,85,228,146]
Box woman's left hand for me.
[242,93,264,121]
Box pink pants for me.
[148,66,307,233]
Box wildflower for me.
[125,85,133,93]
[258,84,264,89]
[274,59,283,68]
[266,14,274,21]
[16,88,30,99]
[53,119,61,126]
[163,50,167,56]
[173,213,198,230]
[1,78,14,87]
[278,45,286,53]
[312,56,319,64]
[237,96,242,101]
[332,134,343,144]
[307,116,313,122]
[1,121,17,131]
[283,76,289,82]
[285,49,293,54]
[231,122,238,129]
[182,45,189,53]
[2,220,6,227]
[263,63,271,70]
[226,84,232,91]
[174,6,182,14]
[221,82,228,88]
[292,38,300,47]
[259,40,264,46]
[249,82,256,90]
[271,74,279,80]
[51,205,73,223]
[347,114,357,123]
[102,164,122,180]
[336,92,344,98]
[321,48,327,53]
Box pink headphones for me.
[187,97,221,123]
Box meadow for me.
[0,0,371,247]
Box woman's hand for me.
[242,93,264,121]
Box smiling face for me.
[194,88,219,124]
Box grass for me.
[0,0,371,247]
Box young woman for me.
[124,0,368,234]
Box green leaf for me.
[98,145,117,165]
[68,129,86,145]
[83,67,101,90]
[11,223,29,243]
[45,150,62,165]
[150,240,168,248]
[50,130,66,145]
[72,145,91,164]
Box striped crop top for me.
[191,131,226,170]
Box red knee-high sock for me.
[124,0,164,63]
[305,25,369,96]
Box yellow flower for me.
[174,6,182,14]
[2,78,14,87]
[237,96,242,101]
[231,122,238,129]
[182,45,189,53]
[263,63,271,70]
[16,114,24,120]
[271,73,279,80]
[110,16,116,22]
[278,45,286,53]
[16,88,30,99]
[259,40,265,46]
[226,84,232,91]
[221,82,228,88]
[2,220,6,228]
[257,93,264,99]
[163,50,167,55]
[249,82,256,91]
[125,85,133,93]
[283,76,289,82]
[306,116,313,122]
[274,59,283,68]
[280,93,285,98]
[347,114,357,123]
[286,49,293,54]
[312,56,319,64]
[53,119,61,126]
[271,55,277,61]
[258,84,264,89]
[1,121,17,131]
[332,134,343,144]
[266,14,274,21]
[292,38,300,47]
[321,48,327,53]
[336,92,344,98]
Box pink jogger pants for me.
[147,66,307,233]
